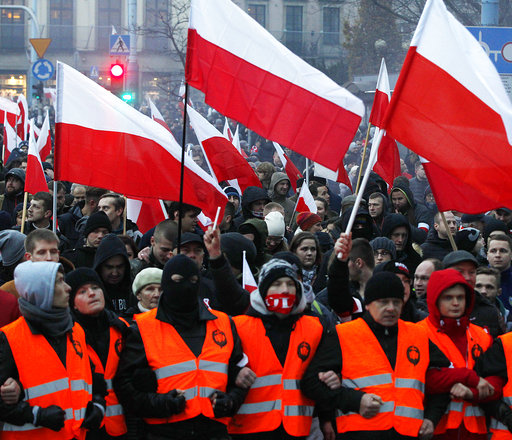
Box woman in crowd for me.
[289,232,324,293]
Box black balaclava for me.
[159,254,200,326]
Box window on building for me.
[145,0,168,51]
[285,5,303,54]
[49,0,73,51]
[248,4,266,28]
[323,7,340,45]
[98,0,121,51]
[1,0,25,50]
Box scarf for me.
[18,297,73,337]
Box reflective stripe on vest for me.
[490,332,512,438]
[1,318,92,440]
[228,314,323,437]
[336,319,429,437]
[419,318,491,435]
[136,308,233,425]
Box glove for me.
[211,391,233,418]
[151,390,186,417]
[81,401,105,430]
[495,400,512,433]
[34,405,66,431]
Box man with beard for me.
[0,169,24,216]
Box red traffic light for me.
[110,63,125,78]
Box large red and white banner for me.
[55,62,227,220]
[384,0,512,211]
[186,0,364,172]
[26,121,49,195]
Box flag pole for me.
[288,194,301,229]
[439,211,457,251]
[20,192,28,234]
[177,82,190,253]
[305,158,310,185]
[337,129,384,258]
[355,123,372,195]
[123,196,127,235]
[52,181,57,233]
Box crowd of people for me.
[1,102,512,440]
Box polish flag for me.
[16,94,28,141]
[3,115,21,162]
[54,62,227,222]
[368,59,400,188]
[0,97,19,126]
[187,105,261,191]
[37,111,52,161]
[384,0,512,211]
[421,157,499,213]
[44,87,57,105]
[314,162,351,188]
[197,211,212,231]
[296,183,318,214]
[127,197,168,234]
[29,119,41,140]
[273,142,303,191]
[25,121,49,195]
[231,125,248,159]
[223,118,233,142]
[242,250,257,293]
[148,97,172,132]
[186,0,364,172]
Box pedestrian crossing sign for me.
[110,35,130,55]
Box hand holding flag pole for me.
[337,129,385,259]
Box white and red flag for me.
[54,62,227,221]
[242,250,257,293]
[187,105,261,191]
[223,118,233,142]
[296,183,318,214]
[0,97,18,127]
[368,59,400,188]
[16,94,28,141]
[37,111,52,161]
[127,197,168,234]
[148,97,172,133]
[273,142,303,191]
[25,121,49,195]
[3,115,21,162]
[384,0,512,211]
[186,0,364,172]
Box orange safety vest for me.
[489,332,512,439]
[228,314,323,436]
[418,318,491,434]
[336,318,429,437]
[87,325,127,437]
[135,308,233,425]
[1,317,92,440]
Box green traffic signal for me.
[121,91,134,102]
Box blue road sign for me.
[467,27,512,74]
[90,65,99,79]
[32,59,54,81]
[110,35,130,55]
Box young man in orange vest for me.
[302,271,455,440]
[228,258,336,440]
[0,260,105,439]
[113,254,248,440]
[418,268,502,440]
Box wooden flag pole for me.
[177,83,190,253]
[52,181,57,233]
[440,211,457,252]
[20,192,28,234]
[355,123,373,195]
[123,196,127,235]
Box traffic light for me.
[32,82,44,101]
[110,63,125,95]
[120,91,134,102]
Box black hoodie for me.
[93,233,134,314]
[233,186,271,229]
[381,213,423,274]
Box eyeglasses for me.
[374,250,391,258]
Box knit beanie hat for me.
[221,232,257,271]
[65,268,105,307]
[296,212,321,231]
[370,237,397,260]
[0,230,26,266]
[132,267,163,296]
[258,258,302,299]
[374,260,410,279]
[223,186,240,200]
[84,211,112,237]
[265,211,285,237]
[455,228,480,252]
[364,272,404,305]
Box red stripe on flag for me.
[369,89,389,128]
[26,154,49,194]
[386,48,512,209]
[372,134,401,189]
[186,29,361,171]
[55,123,227,215]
